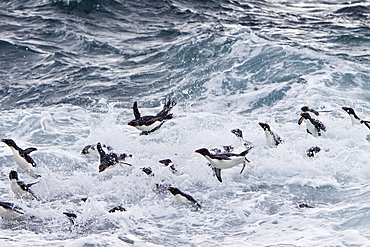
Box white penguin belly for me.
[135,121,163,131]
[306,121,319,137]
[205,156,244,169]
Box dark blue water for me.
[1,0,370,246]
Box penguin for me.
[342,107,370,129]
[168,187,201,208]
[231,128,253,149]
[141,167,154,176]
[9,170,40,200]
[306,146,321,158]
[298,113,326,137]
[108,206,126,213]
[63,212,77,225]
[1,139,41,179]
[258,122,283,147]
[159,159,177,174]
[195,148,251,183]
[0,201,26,220]
[97,142,132,173]
[127,97,176,135]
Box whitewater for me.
[1,0,370,246]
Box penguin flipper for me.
[26,181,39,187]
[240,163,246,174]
[24,148,37,154]
[133,102,141,119]
[298,116,304,125]
[214,168,222,183]
[361,120,370,130]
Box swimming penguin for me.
[298,113,326,137]
[258,122,283,147]
[168,187,201,208]
[306,146,321,158]
[0,201,26,220]
[195,148,251,183]
[1,139,41,179]
[342,107,370,129]
[231,128,253,149]
[97,142,132,173]
[108,206,126,213]
[141,167,154,176]
[63,212,77,225]
[9,170,40,200]
[159,159,177,174]
[127,97,176,135]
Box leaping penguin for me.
[168,187,201,208]
[127,97,176,135]
[258,122,283,147]
[97,142,132,173]
[1,139,41,179]
[195,147,251,183]
[298,113,326,137]
[342,107,370,129]
[9,170,40,200]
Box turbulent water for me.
[1,0,370,246]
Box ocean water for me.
[1,0,370,246]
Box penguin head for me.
[159,159,172,166]
[231,129,243,138]
[342,107,355,115]
[301,106,310,112]
[127,119,138,126]
[1,139,17,148]
[168,187,181,195]
[258,122,271,131]
[9,170,18,181]
[300,113,311,119]
[195,148,211,156]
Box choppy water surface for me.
[1,0,370,246]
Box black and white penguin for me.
[168,187,201,208]
[1,139,41,179]
[97,142,132,173]
[306,146,321,158]
[195,148,251,183]
[0,201,26,220]
[127,97,176,135]
[342,107,370,129]
[63,212,77,225]
[9,170,39,200]
[298,113,326,137]
[258,122,283,147]
[159,159,177,174]
[231,128,254,149]
[108,206,126,213]
[141,167,154,176]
